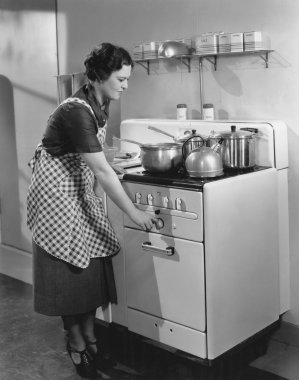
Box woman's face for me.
[97,64,132,103]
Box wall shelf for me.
[135,55,192,74]
[135,49,274,74]
[134,49,274,120]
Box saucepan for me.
[113,136,183,173]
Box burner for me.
[122,165,270,191]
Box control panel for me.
[122,181,203,242]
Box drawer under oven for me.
[127,308,207,359]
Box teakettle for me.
[183,135,224,178]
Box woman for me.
[27,42,157,379]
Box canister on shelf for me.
[194,33,218,55]
[177,104,187,120]
[143,41,160,59]
[230,33,244,52]
[133,43,143,60]
[203,104,214,120]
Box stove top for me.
[122,165,270,191]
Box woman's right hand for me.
[130,208,158,231]
[81,152,158,231]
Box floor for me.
[0,273,297,380]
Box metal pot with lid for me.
[220,125,258,169]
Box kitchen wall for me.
[0,0,299,325]
[0,0,57,255]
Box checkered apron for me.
[27,98,120,268]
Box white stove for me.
[100,119,290,362]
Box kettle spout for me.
[212,137,224,153]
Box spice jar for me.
[177,104,187,120]
[203,104,214,120]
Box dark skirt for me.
[32,240,117,316]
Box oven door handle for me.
[141,242,174,256]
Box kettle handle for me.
[182,134,204,160]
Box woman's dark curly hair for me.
[84,42,134,82]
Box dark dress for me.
[30,84,118,316]
[32,241,117,316]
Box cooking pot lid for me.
[175,129,199,142]
[207,130,222,139]
[176,136,190,143]
[221,125,254,139]
[142,142,183,150]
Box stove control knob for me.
[155,218,164,230]
[147,194,154,206]
[135,192,142,204]
[175,197,182,211]
[162,196,169,208]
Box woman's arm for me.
[81,151,157,231]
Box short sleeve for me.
[62,102,102,153]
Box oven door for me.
[124,228,206,332]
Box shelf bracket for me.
[204,56,217,71]
[136,60,150,75]
[175,57,191,72]
[258,52,269,68]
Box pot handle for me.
[112,136,142,147]
[240,127,259,134]
[148,125,176,140]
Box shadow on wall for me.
[210,62,243,97]
[0,75,23,247]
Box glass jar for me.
[177,104,187,120]
[203,103,214,120]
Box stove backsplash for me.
[119,119,288,170]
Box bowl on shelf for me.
[158,41,190,58]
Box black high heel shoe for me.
[86,341,116,371]
[67,342,98,379]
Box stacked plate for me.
[244,31,270,51]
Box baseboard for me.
[0,244,32,284]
